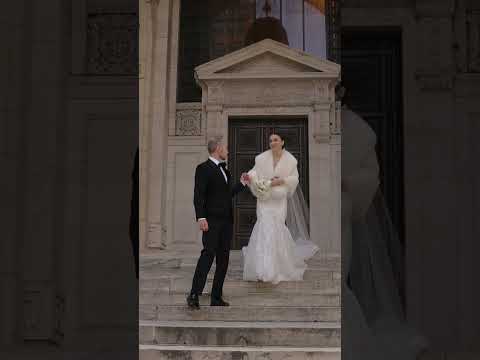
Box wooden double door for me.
[228,117,309,250]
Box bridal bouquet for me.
[251,178,272,200]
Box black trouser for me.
[190,219,232,299]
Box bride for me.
[242,133,319,284]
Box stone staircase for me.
[139,251,341,360]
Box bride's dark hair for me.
[271,133,285,149]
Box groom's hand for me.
[198,218,209,232]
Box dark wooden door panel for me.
[236,127,262,152]
[228,117,309,250]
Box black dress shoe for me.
[187,293,200,309]
[211,297,230,306]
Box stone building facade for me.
[139,0,480,356]
[0,0,479,357]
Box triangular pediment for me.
[195,39,340,80]
[217,52,321,74]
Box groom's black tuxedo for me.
[191,158,246,300]
[193,159,245,221]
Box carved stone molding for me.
[175,103,202,136]
[312,104,331,144]
[207,81,225,104]
[331,101,342,135]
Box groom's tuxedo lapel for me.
[221,164,232,186]
[207,159,229,187]
[225,166,231,185]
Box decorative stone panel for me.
[175,103,202,136]
[87,13,139,75]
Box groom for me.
[187,139,250,309]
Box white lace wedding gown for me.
[242,150,318,284]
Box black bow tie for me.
[218,162,227,170]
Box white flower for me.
[252,178,272,200]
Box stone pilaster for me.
[140,0,178,252]
[0,0,26,346]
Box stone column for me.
[140,0,177,252]
[310,102,339,255]
[330,101,342,255]
[139,0,152,250]
[12,0,67,341]
[0,0,27,346]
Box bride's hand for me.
[270,177,284,186]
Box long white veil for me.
[286,185,319,261]
[340,103,428,359]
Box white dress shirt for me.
[209,156,228,183]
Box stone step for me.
[140,277,340,296]
[140,346,341,360]
[140,266,340,283]
[140,251,340,268]
[140,320,340,348]
[140,291,340,307]
[139,258,340,271]
[140,258,340,272]
[140,304,340,323]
